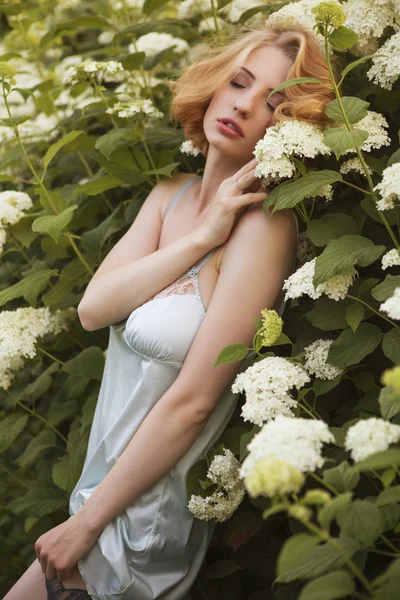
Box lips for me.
[217,118,244,137]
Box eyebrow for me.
[239,66,285,101]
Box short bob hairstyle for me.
[168,26,337,157]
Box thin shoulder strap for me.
[190,248,217,275]
[163,176,202,222]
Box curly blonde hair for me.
[168,26,337,157]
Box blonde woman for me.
[5,24,335,600]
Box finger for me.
[229,157,257,184]
[234,191,268,209]
[46,562,58,581]
[231,168,260,194]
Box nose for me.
[234,88,256,119]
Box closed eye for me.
[229,80,276,112]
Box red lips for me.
[217,118,244,137]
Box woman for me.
[5,24,335,600]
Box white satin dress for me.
[69,176,299,600]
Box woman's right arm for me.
[78,175,213,331]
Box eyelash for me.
[229,80,276,112]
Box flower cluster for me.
[260,309,283,346]
[304,339,343,380]
[187,449,245,522]
[231,356,310,426]
[244,456,305,499]
[350,111,391,153]
[198,16,226,33]
[129,32,189,57]
[254,120,331,184]
[374,163,400,211]
[177,0,211,19]
[0,61,16,83]
[106,99,163,120]
[0,307,76,389]
[380,287,400,320]
[345,417,400,462]
[63,60,125,85]
[381,249,400,270]
[283,257,358,302]
[343,0,396,56]
[0,191,33,255]
[240,415,335,479]
[340,157,371,177]
[179,140,201,157]
[367,31,400,91]
[311,1,346,29]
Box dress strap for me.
[188,247,217,276]
[163,176,202,222]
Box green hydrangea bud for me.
[244,456,305,499]
[260,309,283,346]
[288,504,312,523]
[303,489,331,504]
[0,62,16,81]
[382,366,400,391]
[311,1,346,29]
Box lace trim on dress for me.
[45,577,92,600]
[147,266,205,315]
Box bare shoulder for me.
[217,205,298,273]
[159,171,200,220]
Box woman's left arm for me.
[36,207,297,580]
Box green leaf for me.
[337,500,383,546]
[376,486,400,506]
[43,259,87,307]
[0,269,58,307]
[305,298,354,331]
[21,363,59,403]
[16,429,57,469]
[355,449,400,472]
[383,328,400,365]
[267,77,323,100]
[325,97,369,125]
[318,493,354,528]
[7,493,65,517]
[205,559,243,580]
[323,461,360,493]
[327,323,383,369]
[62,347,105,381]
[307,213,358,247]
[215,344,249,366]
[387,148,400,168]
[218,426,249,456]
[298,569,355,600]
[74,176,123,197]
[266,170,342,211]
[314,235,384,287]
[113,18,191,44]
[379,385,400,421]
[0,413,29,453]
[52,455,75,493]
[95,128,134,160]
[277,534,320,578]
[42,130,84,169]
[329,26,358,50]
[340,53,384,81]
[32,205,78,243]
[0,115,31,127]
[240,426,259,461]
[323,128,369,160]
[143,162,181,177]
[371,275,400,302]
[81,204,125,263]
[345,303,364,333]
[275,535,360,583]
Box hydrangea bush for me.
[0,0,399,598]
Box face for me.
[203,45,293,163]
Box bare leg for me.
[3,558,47,600]
[61,566,87,591]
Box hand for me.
[196,157,268,247]
[35,514,99,581]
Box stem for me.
[309,471,339,495]
[210,0,219,32]
[37,346,65,366]
[345,294,398,328]
[5,389,68,444]
[379,532,399,554]
[342,180,372,195]
[0,462,30,489]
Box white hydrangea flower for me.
[106,99,163,120]
[231,356,310,427]
[240,415,335,479]
[382,248,400,270]
[97,30,115,46]
[0,191,33,255]
[254,120,331,184]
[343,0,396,55]
[345,417,400,462]
[244,456,305,499]
[110,0,144,9]
[304,339,343,381]
[350,111,391,153]
[207,448,242,491]
[374,163,400,211]
[180,140,201,156]
[380,287,400,320]
[198,16,226,33]
[63,60,125,85]
[367,32,400,90]
[227,0,272,23]
[0,307,76,389]
[129,33,189,57]
[283,257,358,302]
[177,0,212,19]
[340,157,372,176]
[297,231,314,267]
[187,484,245,522]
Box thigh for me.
[3,558,47,600]
[61,565,87,591]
